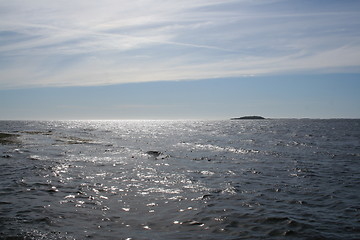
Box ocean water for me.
[0,119,359,240]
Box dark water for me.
[0,119,359,240]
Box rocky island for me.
[231,116,265,120]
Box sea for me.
[0,119,359,240]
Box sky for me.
[0,0,360,120]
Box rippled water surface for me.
[0,119,359,239]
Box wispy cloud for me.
[1,0,360,89]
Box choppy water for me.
[0,119,359,240]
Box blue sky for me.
[1,0,360,119]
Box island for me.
[231,116,265,120]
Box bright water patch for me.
[0,119,359,239]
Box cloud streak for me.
[1,0,360,89]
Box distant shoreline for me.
[231,116,266,120]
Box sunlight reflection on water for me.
[0,119,359,239]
